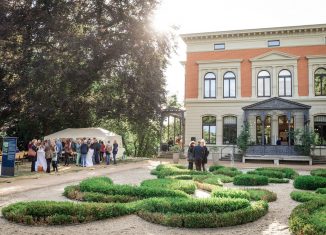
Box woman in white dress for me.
[35,143,47,172]
[86,141,94,167]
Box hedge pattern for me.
[294,175,326,190]
[289,199,326,235]
[248,169,285,179]
[212,167,242,177]
[291,191,326,203]
[254,167,298,179]
[211,188,251,200]
[311,169,326,178]
[234,174,269,186]
[151,164,209,178]
[140,179,196,194]
[268,178,290,184]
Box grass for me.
[140,179,196,194]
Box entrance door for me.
[256,116,271,145]
[278,115,294,145]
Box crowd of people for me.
[187,139,209,171]
[27,138,119,173]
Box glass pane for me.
[322,78,326,95]
[204,80,210,97]
[315,68,326,75]
[203,126,210,142]
[279,77,284,96]
[214,43,225,50]
[224,116,237,124]
[230,79,236,97]
[224,72,235,79]
[315,77,321,95]
[210,126,216,144]
[279,70,291,77]
[258,78,264,96]
[205,72,216,79]
[224,79,229,97]
[285,77,292,96]
[265,78,270,96]
[203,116,216,125]
[258,71,270,77]
[268,40,280,47]
[211,80,216,97]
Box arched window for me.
[202,116,216,144]
[223,72,236,98]
[223,116,237,144]
[256,116,271,145]
[314,115,326,145]
[204,72,216,98]
[278,70,292,97]
[314,68,326,96]
[257,71,271,97]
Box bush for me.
[1,201,136,225]
[192,174,231,185]
[212,188,250,200]
[268,178,290,184]
[209,165,225,172]
[152,164,209,178]
[316,188,326,194]
[294,175,326,190]
[289,199,326,235]
[311,169,326,178]
[245,189,277,202]
[234,174,269,186]
[79,176,113,192]
[140,179,196,194]
[210,173,234,183]
[254,167,298,179]
[139,197,250,214]
[167,175,193,180]
[291,191,326,203]
[138,200,268,228]
[213,167,242,177]
[194,182,219,192]
[248,169,285,179]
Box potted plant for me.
[170,145,181,164]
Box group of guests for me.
[27,138,119,173]
[187,139,209,171]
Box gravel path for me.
[0,160,304,235]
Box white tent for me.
[44,128,125,158]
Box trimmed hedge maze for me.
[2,164,277,228]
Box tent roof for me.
[44,128,120,140]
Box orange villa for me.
[180,24,326,163]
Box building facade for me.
[181,24,326,156]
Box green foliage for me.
[316,188,326,194]
[237,122,251,154]
[254,167,298,179]
[192,174,232,184]
[248,169,285,179]
[79,177,113,191]
[138,200,268,228]
[290,191,326,203]
[294,175,326,190]
[167,175,193,180]
[152,164,209,178]
[139,197,250,214]
[289,199,326,235]
[1,201,136,225]
[234,174,269,186]
[209,165,225,172]
[212,167,242,177]
[140,179,196,194]
[268,178,290,183]
[294,129,319,156]
[311,169,326,178]
[245,189,277,202]
[212,188,251,200]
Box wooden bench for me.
[243,155,312,165]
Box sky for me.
[152,0,326,103]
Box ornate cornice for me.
[181,24,326,42]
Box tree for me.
[237,122,251,155]
[0,0,175,154]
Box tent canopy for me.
[44,128,124,157]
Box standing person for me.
[44,140,52,173]
[52,141,58,172]
[75,139,81,166]
[64,139,72,166]
[187,141,195,170]
[112,140,118,165]
[80,139,88,167]
[86,140,94,167]
[55,139,63,164]
[202,139,209,171]
[105,140,112,165]
[28,139,38,172]
[194,140,205,171]
[93,138,100,164]
[100,141,105,163]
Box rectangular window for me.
[204,80,210,97]
[279,77,285,96]
[265,78,271,96]
[258,78,264,96]
[211,80,216,97]
[268,40,280,47]
[229,79,236,97]
[224,79,229,97]
[214,43,225,50]
[285,77,292,96]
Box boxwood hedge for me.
[268,178,290,184]
[234,174,269,186]
[211,188,251,200]
[289,199,326,235]
[245,189,277,202]
[212,167,242,177]
[209,165,225,172]
[248,169,285,179]
[140,179,196,194]
[254,167,298,179]
[294,175,326,190]
[316,188,326,194]
[311,169,326,178]
[151,164,209,178]
[290,191,326,203]
[138,200,268,228]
